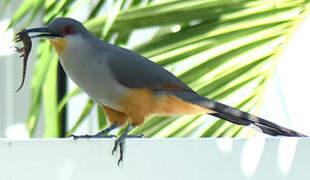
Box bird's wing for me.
[104,44,306,137]
[105,45,193,91]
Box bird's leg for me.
[70,123,119,139]
[112,124,142,166]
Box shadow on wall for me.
[216,137,301,177]
[0,138,308,180]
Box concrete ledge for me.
[0,138,309,180]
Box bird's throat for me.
[48,38,67,54]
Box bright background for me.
[261,14,310,134]
[0,0,309,138]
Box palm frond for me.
[8,0,310,137]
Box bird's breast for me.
[48,38,67,54]
[56,39,130,111]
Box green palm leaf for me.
[6,0,310,137]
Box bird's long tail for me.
[157,90,307,137]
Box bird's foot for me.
[69,123,119,139]
[126,134,144,138]
[69,134,116,139]
[111,125,143,166]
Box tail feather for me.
[156,90,307,137]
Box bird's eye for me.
[61,25,75,35]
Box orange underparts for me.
[48,38,67,54]
[102,105,128,126]
[107,88,212,126]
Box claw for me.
[70,134,116,139]
[69,134,77,139]
[69,124,119,139]
[111,124,142,166]
[69,134,93,139]
[112,137,124,166]
[112,139,119,155]
[118,140,124,166]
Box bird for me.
[20,17,307,165]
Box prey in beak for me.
[14,27,63,92]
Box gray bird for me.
[20,17,307,165]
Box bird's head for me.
[24,17,89,54]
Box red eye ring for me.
[61,25,75,35]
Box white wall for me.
[0,138,309,180]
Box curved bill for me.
[18,27,63,39]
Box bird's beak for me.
[20,27,63,39]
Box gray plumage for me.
[40,17,307,137]
[103,43,193,91]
